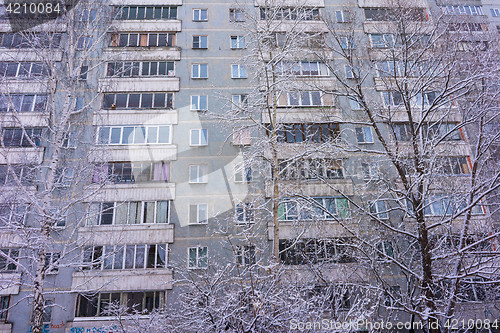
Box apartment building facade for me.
[0,0,498,331]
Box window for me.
[376,242,394,261]
[76,291,164,317]
[102,92,173,109]
[377,61,404,77]
[336,10,350,22]
[234,163,252,182]
[236,202,254,224]
[79,66,88,80]
[192,35,207,49]
[0,62,49,78]
[279,238,356,265]
[259,7,320,20]
[344,65,358,79]
[42,299,54,323]
[232,128,251,145]
[107,61,175,77]
[273,123,340,143]
[77,36,92,50]
[424,195,485,216]
[87,201,170,226]
[189,204,208,224]
[0,165,35,185]
[109,33,175,47]
[236,245,255,265]
[189,165,208,183]
[193,9,207,21]
[81,8,97,22]
[82,244,166,270]
[229,8,245,22]
[0,296,9,321]
[92,162,170,184]
[231,64,247,78]
[0,33,61,49]
[491,8,500,17]
[0,204,27,226]
[191,95,208,111]
[0,248,19,271]
[394,123,462,141]
[44,252,61,274]
[449,23,488,32]
[339,36,355,50]
[192,63,208,79]
[370,200,389,219]
[438,156,471,175]
[458,278,486,302]
[356,127,374,144]
[230,36,245,49]
[2,127,43,147]
[0,94,48,113]
[96,125,171,145]
[365,7,427,21]
[279,159,343,180]
[113,6,177,20]
[188,247,208,268]
[279,197,350,221]
[279,91,323,106]
[190,129,208,146]
[276,61,328,77]
[362,162,379,180]
[442,5,484,16]
[382,91,403,106]
[369,34,397,48]
[424,123,462,141]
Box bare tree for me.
[0,1,117,331]
[309,2,500,330]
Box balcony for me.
[85,181,176,202]
[71,268,173,292]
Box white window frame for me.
[235,202,254,224]
[229,8,245,22]
[45,252,61,274]
[191,63,208,79]
[232,127,251,145]
[356,127,374,144]
[371,200,389,219]
[190,129,208,146]
[491,8,500,17]
[231,94,248,110]
[97,125,172,145]
[192,35,208,49]
[285,91,323,106]
[339,36,355,49]
[188,246,208,269]
[336,10,350,23]
[230,36,245,49]
[193,8,208,21]
[362,162,379,180]
[189,165,208,183]
[89,201,171,226]
[234,163,252,182]
[190,95,208,111]
[231,64,248,78]
[189,203,208,224]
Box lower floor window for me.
[279,238,356,265]
[188,246,208,269]
[76,291,164,317]
[0,296,9,321]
